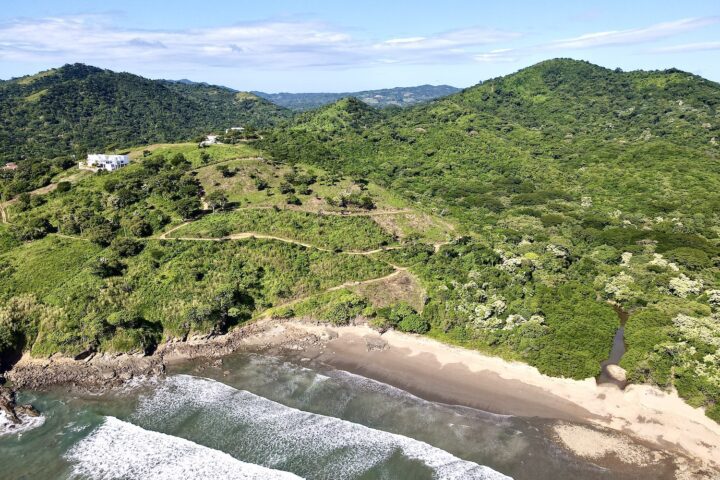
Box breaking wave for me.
[133,374,511,480]
[0,410,45,437]
[65,416,303,479]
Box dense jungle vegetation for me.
[1,59,719,421]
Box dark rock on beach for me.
[0,385,40,424]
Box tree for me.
[13,216,53,241]
[170,153,190,169]
[175,197,200,220]
[279,182,294,194]
[215,164,234,178]
[56,181,71,193]
[87,223,116,246]
[91,255,125,278]
[206,191,229,212]
[16,193,32,212]
[254,178,268,191]
[128,218,153,237]
[110,237,144,257]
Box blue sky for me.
[1,0,719,91]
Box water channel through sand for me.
[597,305,630,388]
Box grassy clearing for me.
[125,142,261,167]
[350,269,425,311]
[168,209,396,251]
[0,235,101,299]
[371,212,454,243]
[131,240,393,334]
[269,288,370,325]
[195,159,412,212]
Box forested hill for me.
[261,59,720,419]
[0,63,289,168]
[253,84,460,110]
[263,58,720,213]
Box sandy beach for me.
[234,320,720,477]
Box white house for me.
[225,127,244,133]
[199,134,219,148]
[82,154,130,172]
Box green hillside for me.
[1,59,719,422]
[261,59,720,420]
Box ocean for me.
[0,353,668,479]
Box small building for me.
[1,162,18,170]
[199,134,219,148]
[81,154,130,172]
[225,127,244,134]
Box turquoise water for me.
[0,353,668,479]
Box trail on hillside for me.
[158,230,404,255]
[259,267,408,319]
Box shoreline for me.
[4,318,720,477]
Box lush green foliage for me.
[259,59,720,417]
[2,59,720,422]
[1,236,391,356]
[271,289,370,326]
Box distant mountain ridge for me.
[253,84,461,110]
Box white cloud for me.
[650,41,720,53]
[546,17,719,49]
[471,16,720,63]
[0,13,717,73]
[0,15,518,70]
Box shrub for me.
[91,255,125,278]
[12,216,54,241]
[286,194,302,206]
[279,182,295,194]
[110,237,144,257]
[540,213,566,227]
[665,247,712,271]
[398,313,430,334]
[129,219,153,237]
[87,223,116,246]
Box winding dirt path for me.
[157,229,403,255]
[228,205,415,217]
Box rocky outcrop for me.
[0,385,39,424]
[6,353,166,391]
[2,319,313,392]
[605,365,627,383]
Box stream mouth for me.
[596,305,629,388]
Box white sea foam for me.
[65,416,303,479]
[134,375,512,480]
[0,410,45,437]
